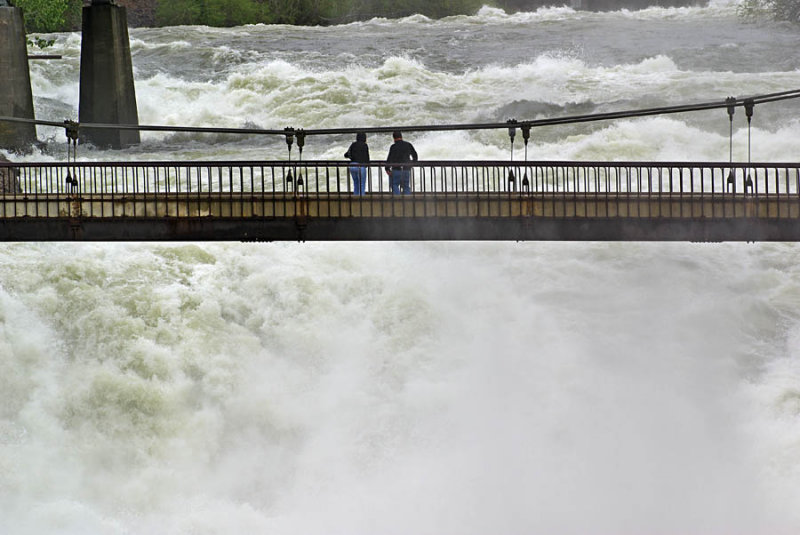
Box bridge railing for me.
[1,159,799,200]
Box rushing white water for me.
[3,4,800,534]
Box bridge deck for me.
[1,160,799,241]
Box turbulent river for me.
[3,3,800,533]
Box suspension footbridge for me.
[2,90,799,242]
[1,160,799,242]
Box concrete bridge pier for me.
[0,5,37,151]
[79,0,139,149]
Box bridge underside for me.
[1,193,799,241]
[0,217,798,242]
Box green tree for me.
[15,0,69,33]
[155,0,202,25]
[772,0,800,20]
[738,0,800,21]
[334,0,483,21]
[265,0,303,24]
[204,0,269,26]
[64,0,82,30]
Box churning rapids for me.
[3,2,800,533]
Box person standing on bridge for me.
[384,131,417,194]
[345,132,370,195]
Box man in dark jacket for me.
[345,132,370,195]
[384,131,418,194]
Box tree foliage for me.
[737,0,800,20]
[15,0,800,30]
[768,0,800,20]
[328,0,483,21]
[13,0,623,31]
[154,0,202,26]
[150,0,488,26]
[14,0,81,32]
[16,0,66,32]
[205,0,268,26]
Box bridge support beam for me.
[79,1,140,149]
[1,216,799,242]
[0,7,37,151]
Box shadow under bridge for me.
[2,160,800,242]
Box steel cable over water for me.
[2,88,800,140]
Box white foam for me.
[3,242,799,533]
[7,12,800,534]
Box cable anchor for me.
[284,126,294,154]
[295,128,305,156]
[64,119,80,192]
[744,98,754,194]
[295,129,305,189]
[64,119,79,144]
[284,127,294,186]
[725,97,736,192]
[507,119,518,190]
[521,122,531,192]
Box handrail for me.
[0,161,797,193]
[2,160,798,168]
[2,160,800,240]
[1,161,799,211]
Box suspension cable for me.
[64,120,79,192]
[1,88,799,139]
[745,98,755,192]
[726,96,736,191]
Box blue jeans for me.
[349,165,367,195]
[390,169,411,194]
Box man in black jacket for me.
[384,131,418,194]
[345,132,370,195]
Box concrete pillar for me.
[79,2,140,148]
[0,7,37,151]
